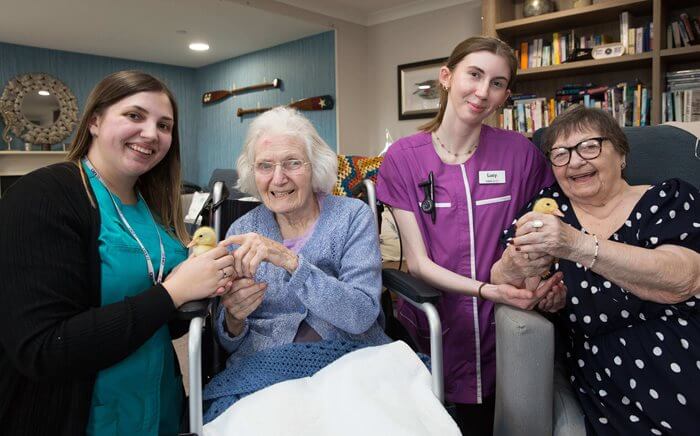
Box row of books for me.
[620,12,654,56]
[664,69,700,122]
[518,32,611,69]
[499,82,652,134]
[666,12,700,49]
[663,90,700,122]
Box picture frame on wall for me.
[397,57,447,120]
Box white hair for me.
[236,107,337,198]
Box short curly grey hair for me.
[236,107,337,198]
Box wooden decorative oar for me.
[202,78,281,104]
[236,95,334,117]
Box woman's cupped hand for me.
[163,245,236,308]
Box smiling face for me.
[552,128,627,205]
[87,91,174,186]
[440,50,512,127]
[253,134,315,217]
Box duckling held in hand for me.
[524,197,564,292]
[187,226,217,256]
[532,197,564,217]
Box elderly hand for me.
[511,212,585,260]
[482,272,565,311]
[502,244,554,282]
[536,277,567,313]
[220,233,299,278]
[221,277,267,336]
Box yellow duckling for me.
[532,197,565,217]
[524,197,565,291]
[187,226,217,256]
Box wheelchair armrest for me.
[176,299,210,321]
[493,304,554,436]
[382,269,440,304]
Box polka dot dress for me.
[505,179,700,435]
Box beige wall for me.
[225,0,484,156]
[363,1,483,156]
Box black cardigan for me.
[0,162,184,435]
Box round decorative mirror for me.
[0,73,78,150]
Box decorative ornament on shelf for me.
[0,73,78,151]
[523,0,554,17]
[573,0,591,8]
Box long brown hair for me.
[420,36,518,132]
[67,70,189,244]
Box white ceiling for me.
[0,0,329,68]
[0,0,474,68]
[280,0,474,26]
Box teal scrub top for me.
[85,166,187,435]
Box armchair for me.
[494,123,700,436]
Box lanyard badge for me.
[83,157,166,285]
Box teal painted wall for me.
[194,31,335,187]
[0,42,199,180]
[0,30,335,186]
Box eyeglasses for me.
[548,137,606,167]
[253,159,310,175]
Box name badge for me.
[479,170,506,184]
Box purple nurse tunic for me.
[376,127,554,404]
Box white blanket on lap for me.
[203,341,460,436]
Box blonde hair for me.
[236,107,337,197]
[420,36,518,132]
[67,70,189,244]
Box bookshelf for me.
[483,0,700,126]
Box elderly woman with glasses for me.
[202,107,390,422]
[492,105,700,435]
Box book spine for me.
[662,91,667,122]
[680,13,696,44]
[672,22,682,48]
[641,87,648,126]
[628,28,636,54]
[678,19,691,46]
[520,41,529,70]
[552,33,560,65]
[620,11,629,48]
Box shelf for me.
[0,150,68,155]
[660,46,700,63]
[517,52,652,79]
[0,150,68,177]
[495,0,651,37]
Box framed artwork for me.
[397,57,447,120]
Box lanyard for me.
[83,157,166,285]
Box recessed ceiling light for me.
[189,42,210,51]
[38,90,50,96]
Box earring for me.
[443,85,449,92]
[621,161,626,169]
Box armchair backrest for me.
[533,125,699,188]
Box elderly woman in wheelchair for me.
[492,106,700,435]
[203,107,392,423]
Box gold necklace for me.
[433,132,477,157]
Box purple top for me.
[376,127,553,404]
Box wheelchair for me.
[178,178,447,435]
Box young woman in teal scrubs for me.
[0,71,235,435]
